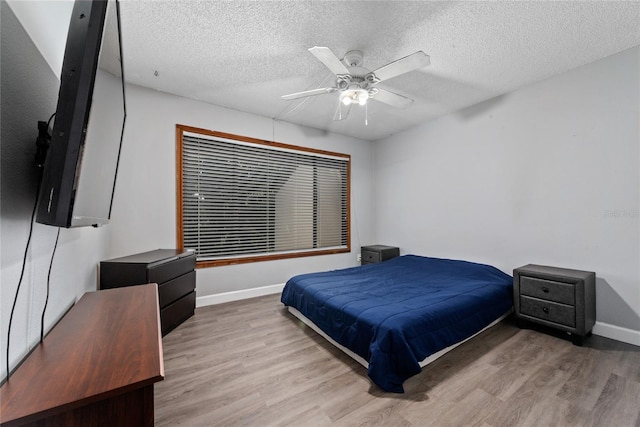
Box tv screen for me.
[36,0,125,228]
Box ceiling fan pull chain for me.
[365,102,368,126]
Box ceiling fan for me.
[281,46,430,120]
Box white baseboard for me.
[196,283,285,308]
[593,321,640,346]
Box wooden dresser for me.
[513,264,596,345]
[100,249,196,336]
[0,284,164,426]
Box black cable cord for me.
[40,228,61,342]
[5,112,54,380]
[5,176,41,380]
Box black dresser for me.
[513,264,595,345]
[100,249,196,336]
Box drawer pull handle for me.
[542,307,549,314]
[541,287,549,293]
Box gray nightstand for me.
[361,245,399,265]
[513,264,595,345]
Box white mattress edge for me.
[286,306,513,369]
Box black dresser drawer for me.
[520,296,576,328]
[520,276,575,305]
[148,254,195,284]
[161,291,196,335]
[158,271,196,308]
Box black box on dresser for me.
[100,249,196,336]
[513,264,595,345]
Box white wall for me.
[5,0,73,79]
[1,2,110,381]
[107,83,374,299]
[374,47,640,341]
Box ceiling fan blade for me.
[333,102,352,121]
[308,46,350,75]
[372,88,414,109]
[371,51,430,82]
[281,87,335,101]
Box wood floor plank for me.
[556,346,620,411]
[154,294,640,426]
[585,373,640,427]
[484,387,540,427]
[611,345,640,384]
[518,395,588,427]
[270,405,334,427]
[332,395,412,427]
[429,388,502,427]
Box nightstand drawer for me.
[520,296,575,328]
[520,276,575,305]
[362,250,381,264]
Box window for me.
[176,125,350,267]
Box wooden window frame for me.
[176,124,351,268]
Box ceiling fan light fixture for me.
[340,88,369,106]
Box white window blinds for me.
[179,129,350,264]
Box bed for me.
[280,254,513,393]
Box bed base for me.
[286,306,512,369]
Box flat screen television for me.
[36,0,126,228]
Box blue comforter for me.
[280,255,513,392]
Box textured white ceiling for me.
[119,1,640,141]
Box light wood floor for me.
[155,294,640,426]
